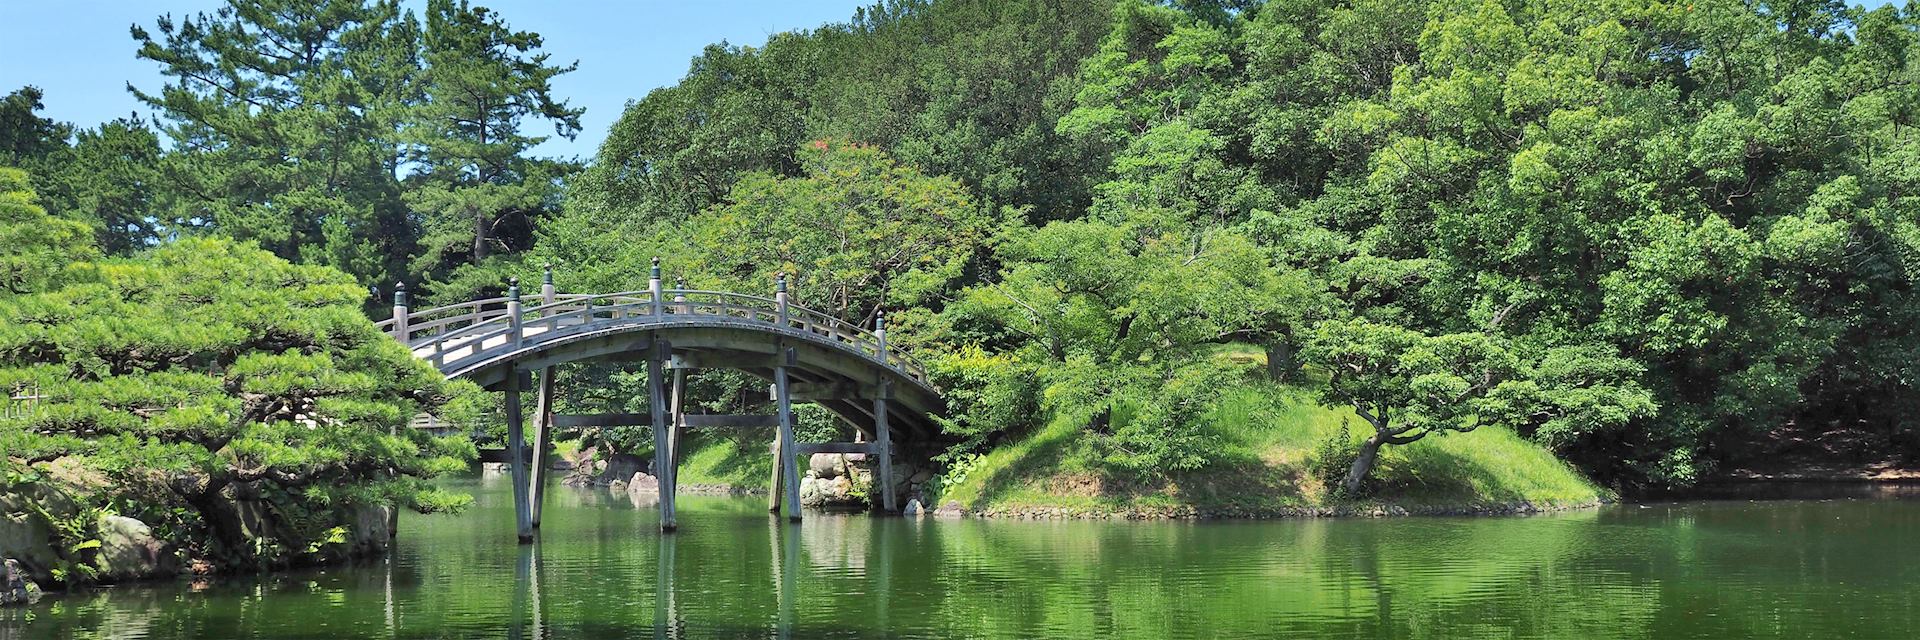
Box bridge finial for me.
[543,262,554,286]
[393,281,408,308]
[675,277,686,290]
[508,276,521,301]
[875,309,885,332]
[650,257,661,280]
[775,272,787,294]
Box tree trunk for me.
[1265,341,1297,383]
[1341,435,1384,496]
[472,208,490,264]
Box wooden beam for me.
[648,338,675,532]
[554,413,652,428]
[530,367,555,528]
[776,359,801,522]
[483,369,536,392]
[554,413,780,429]
[787,382,889,401]
[506,375,533,544]
[875,379,895,513]
[684,414,779,429]
[669,351,780,370]
[795,442,878,455]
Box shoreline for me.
[944,498,1611,521]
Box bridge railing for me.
[381,271,928,384]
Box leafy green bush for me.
[1,177,477,572]
[1308,419,1361,499]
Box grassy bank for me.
[674,436,774,492]
[935,384,1606,518]
[647,382,1606,517]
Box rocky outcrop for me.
[564,452,650,487]
[94,514,179,583]
[2,558,40,607]
[349,506,394,557]
[0,495,56,585]
[799,475,856,507]
[798,454,867,508]
[5,457,404,595]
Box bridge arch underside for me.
[451,321,947,450]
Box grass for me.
[674,435,774,489]
[935,381,1607,516]
[644,349,1605,518]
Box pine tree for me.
[404,0,581,295]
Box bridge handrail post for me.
[775,273,789,326]
[875,310,888,365]
[507,277,523,349]
[391,282,410,343]
[541,263,557,332]
[674,279,688,315]
[649,257,664,317]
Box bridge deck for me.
[382,274,943,535]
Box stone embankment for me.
[2,461,393,605]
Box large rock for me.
[349,506,394,557]
[2,558,40,606]
[799,476,856,508]
[95,514,179,583]
[808,454,847,480]
[0,498,56,584]
[624,472,659,494]
[600,454,649,485]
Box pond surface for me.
[6,473,1920,639]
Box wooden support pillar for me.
[874,312,897,513]
[774,350,802,522]
[874,380,896,513]
[529,366,555,528]
[669,368,686,471]
[531,265,558,528]
[767,384,785,514]
[648,337,676,532]
[506,369,533,544]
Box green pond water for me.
[6,473,1920,639]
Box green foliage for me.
[0,167,96,294]
[14,0,1920,508]
[99,0,582,299]
[1308,418,1359,499]
[570,0,1111,228]
[690,140,995,323]
[405,0,582,296]
[0,212,476,567]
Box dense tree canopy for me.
[13,0,1920,503]
[524,0,1920,491]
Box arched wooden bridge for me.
[378,261,942,541]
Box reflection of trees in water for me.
[899,512,1668,639]
[21,495,1920,638]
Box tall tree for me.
[0,87,70,166]
[405,0,581,293]
[131,0,424,288]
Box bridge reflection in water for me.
[380,261,944,541]
[501,496,903,640]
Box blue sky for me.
[3,1,1906,161]
[0,0,872,160]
